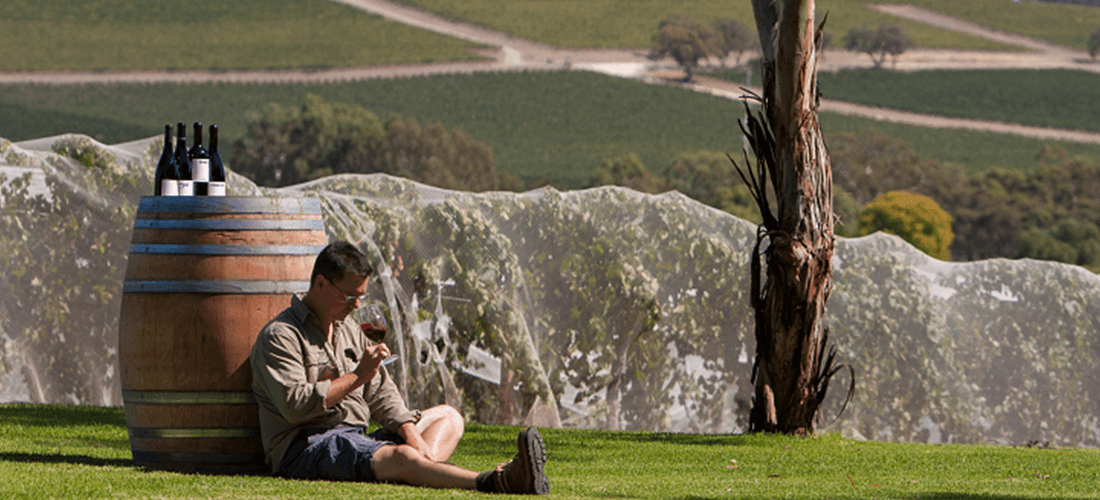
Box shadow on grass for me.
[0,451,131,468]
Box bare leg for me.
[416,404,464,462]
[371,444,478,489]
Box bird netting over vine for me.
[2,134,1099,447]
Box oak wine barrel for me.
[119,196,327,474]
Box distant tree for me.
[663,151,760,221]
[712,19,758,68]
[590,154,666,194]
[1090,26,1100,60]
[828,130,956,207]
[858,191,955,260]
[232,94,387,186]
[649,14,725,81]
[832,185,861,237]
[385,118,520,192]
[845,23,914,69]
[1018,219,1100,272]
[232,94,515,191]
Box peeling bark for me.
[743,0,847,434]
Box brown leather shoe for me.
[477,427,549,495]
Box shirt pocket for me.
[302,346,332,383]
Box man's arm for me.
[323,342,391,409]
[253,326,336,425]
[396,420,436,461]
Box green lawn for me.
[2,404,1098,499]
[0,0,484,71]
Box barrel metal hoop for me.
[128,427,260,439]
[134,219,325,231]
[122,390,256,405]
[137,196,322,215]
[129,244,326,255]
[123,280,310,294]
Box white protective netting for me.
[2,134,1098,447]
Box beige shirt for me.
[250,294,420,473]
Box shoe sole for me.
[520,427,550,495]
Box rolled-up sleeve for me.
[364,367,421,433]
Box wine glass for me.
[360,304,387,343]
[360,304,398,366]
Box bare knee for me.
[373,444,429,482]
[421,405,465,435]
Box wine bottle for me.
[153,124,180,196]
[207,124,227,196]
[174,122,194,196]
[189,122,211,196]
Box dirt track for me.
[4,0,1100,145]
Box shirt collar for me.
[289,293,351,341]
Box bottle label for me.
[177,179,194,196]
[160,179,179,196]
[192,158,210,183]
[207,182,227,196]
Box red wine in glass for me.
[360,304,387,343]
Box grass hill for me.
[392,0,1100,50]
[3,0,1099,186]
[0,0,484,72]
[4,71,1100,188]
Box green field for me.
[2,404,1098,499]
[0,72,744,188]
[391,0,1099,50]
[712,68,1100,134]
[5,70,1099,187]
[0,0,484,71]
[4,71,1100,187]
[8,0,1091,73]
[902,0,1100,50]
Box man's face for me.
[322,272,369,322]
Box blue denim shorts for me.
[277,426,403,482]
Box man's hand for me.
[397,421,438,462]
[325,343,391,409]
[353,343,391,380]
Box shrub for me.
[858,191,954,260]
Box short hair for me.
[311,241,373,284]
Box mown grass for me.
[712,68,1100,134]
[391,0,1100,50]
[2,404,1099,499]
[0,0,484,72]
[4,71,1100,187]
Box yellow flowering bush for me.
[858,191,954,260]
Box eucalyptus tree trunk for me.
[743,0,845,434]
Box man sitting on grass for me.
[251,240,549,494]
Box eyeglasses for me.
[328,277,368,303]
